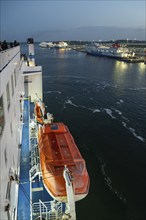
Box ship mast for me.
[63,166,76,220]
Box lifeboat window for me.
[50,124,58,130]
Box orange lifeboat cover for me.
[38,122,90,201]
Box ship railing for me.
[30,145,39,166]
[0,46,20,71]
[30,163,41,181]
[29,145,41,180]
[32,200,64,220]
[29,119,42,180]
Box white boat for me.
[0,38,89,220]
[86,43,135,59]
[55,41,68,49]
[39,41,56,48]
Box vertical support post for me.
[63,166,76,220]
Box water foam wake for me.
[44,90,62,94]
[98,157,127,204]
[116,99,124,105]
[104,108,116,119]
[122,122,145,142]
[129,87,146,91]
[65,99,87,109]
[64,98,145,143]
[44,76,145,144]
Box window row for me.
[0,68,19,136]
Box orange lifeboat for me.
[38,122,90,202]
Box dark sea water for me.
[22,44,146,220]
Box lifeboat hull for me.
[38,123,90,202]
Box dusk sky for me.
[1,0,146,42]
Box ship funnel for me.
[27,38,35,66]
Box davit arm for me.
[63,165,76,220]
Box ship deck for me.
[17,99,30,220]
[17,99,65,220]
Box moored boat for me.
[86,43,135,60]
[39,41,56,48]
[55,41,68,49]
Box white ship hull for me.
[0,39,43,220]
[86,43,135,59]
[0,46,24,219]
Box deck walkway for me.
[17,100,65,220]
[17,99,30,220]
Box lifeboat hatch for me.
[50,124,58,130]
[43,123,67,134]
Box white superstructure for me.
[23,38,43,102]
[0,38,42,220]
[0,44,24,220]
